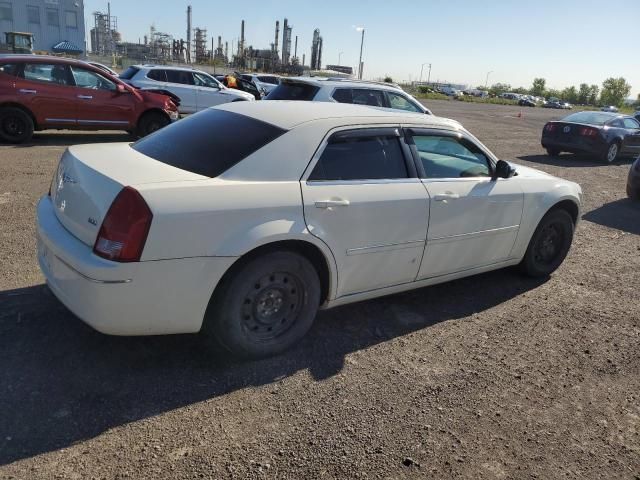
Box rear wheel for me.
[546,147,560,156]
[203,251,321,359]
[520,209,574,277]
[0,107,34,143]
[603,141,620,164]
[136,111,169,138]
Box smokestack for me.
[274,21,279,56]
[218,35,222,49]
[302,53,305,66]
[186,5,192,63]
[225,41,228,61]
[294,35,298,59]
[240,20,245,59]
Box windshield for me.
[563,112,615,126]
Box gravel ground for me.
[0,100,638,479]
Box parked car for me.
[600,105,619,113]
[241,73,280,95]
[37,101,581,358]
[544,100,572,109]
[627,155,640,199]
[266,77,432,114]
[215,74,262,100]
[0,55,179,143]
[120,65,254,114]
[86,61,118,77]
[634,110,640,122]
[519,98,536,107]
[541,111,640,163]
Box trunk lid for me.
[50,143,206,246]
[545,122,602,143]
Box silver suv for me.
[265,77,431,115]
[120,65,254,114]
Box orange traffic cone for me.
[517,110,523,118]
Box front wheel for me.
[136,111,170,138]
[203,251,321,359]
[520,209,574,277]
[0,107,34,143]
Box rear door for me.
[406,129,523,278]
[17,63,77,127]
[300,127,429,297]
[69,66,133,130]
[165,70,197,113]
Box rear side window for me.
[147,69,166,81]
[23,63,71,85]
[0,63,20,77]
[119,66,140,80]
[166,70,194,85]
[266,82,319,100]
[309,134,408,181]
[332,88,352,103]
[132,109,287,177]
[351,89,386,107]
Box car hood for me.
[507,162,553,179]
[220,87,254,100]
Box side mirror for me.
[116,83,128,94]
[494,159,516,179]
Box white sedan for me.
[37,102,582,358]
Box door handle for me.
[315,199,350,208]
[19,89,37,94]
[77,95,93,100]
[433,192,460,202]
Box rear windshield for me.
[563,112,614,126]
[131,109,287,177]
[266,82,320,101]
[119,66,140,80]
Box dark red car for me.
[0,55,179,143]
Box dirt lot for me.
[0,100,638,479]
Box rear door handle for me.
[433,193,460,202]
[315,199,350,208]
[19,89,37,94]
[77,95,93,100]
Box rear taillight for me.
[579,127,598,137]
[93,186,153,262]
[544,123,557,133]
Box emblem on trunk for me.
[563,126,571,133]
[61,173,77,184]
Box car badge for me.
[62,173,77,184]
[563,126,571,133]
[88,217,97,226]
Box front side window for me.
[166,70,194,85]
[0,2,11,20]
[309,134,408,181]
[412,135,491,179]
[46,8,59,26]
[351,89,385,107]
[23,63,71,85]
[193,72,220,88]
[65,10,77,28]
[386,92,421,113]
[70,67,116,91]
[609,119,624,128]
[622,118,640,129]
[27,5,39,23]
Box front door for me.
[406,130,524,279]
[69,66,133,130]
[301,128,429,297]
[193,71,226,109]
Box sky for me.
[84,0,640,97]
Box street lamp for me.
[484,70,493,89]
[338,51,344,66]
[419,62,431,85]
[356,27,365,79]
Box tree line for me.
[478,77,633,107]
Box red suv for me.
[0,55,179,143]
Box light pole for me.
[484,70,493,89]
[419,62,431,85]
[338,51,344,66]
[356,27,365,79]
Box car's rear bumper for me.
[541,136,606,156]
[36,196,236,336]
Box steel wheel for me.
[241,272,303,342]
[532,223,564,266]
[0,107,34,143]
[520,209,574,277]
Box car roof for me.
[134,64,207,73]
[0,54,91,67]
[216,100,460,130]
[280,76,404,91]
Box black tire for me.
[546,147,560,156]
[203,251,321,359]
[0,107,34,143]
[136,111,169,138]
[520,209,574,277]
[602,141,620,164]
